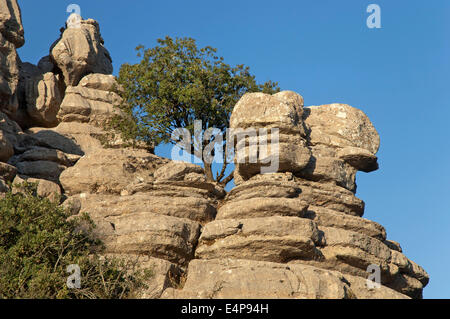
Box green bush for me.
[0,183,152,299]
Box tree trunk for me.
[203,161,214,182]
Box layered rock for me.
[0,1,428,299]
[16,62,64,127]
[0,0,23,115]
[57,74,123,126]
[50,18,113,86]
[230,91,310,182]
[166,92,429,299]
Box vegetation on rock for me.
[113,36,280,185]
[0,183,152,299]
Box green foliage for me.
[111,36,280,183]
[0,183,152,299]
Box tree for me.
[114,36,279,185]
[0,183,152,299]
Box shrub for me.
[0,183,152,299]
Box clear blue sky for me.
[17,0,450,298]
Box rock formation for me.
[161,92,429,299]
[0,0,428,299]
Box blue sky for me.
[18,0,450,298]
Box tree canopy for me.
[114,36,279,185]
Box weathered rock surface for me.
[92,212,200,265]
[167,94,428,299]
[0,0,24,48]
[12,175,61,202]
[68,193,216,223]
[196,216,321,262]
[0,33,20,114]
[162,259,352,299]
[57,81,122,126]
[60,148,166,195]
[0,0,23,115]
[16,62,63,127]
[50,18,113,86]
[0,0,429,299]
[298,104,380,191]
[230,91,311,181]
[104,253,182,299]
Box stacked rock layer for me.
[0,0,428,299]
[162,92,429,299]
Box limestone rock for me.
[196,216,321,263]
[303,104,380,171]
[60,148,168,195]
[343,274,409,299]
[304,205,386,240]
[27,123,107,155]
[68,193,216,223]
[384,240,402,252]
[0,0,23,115]
[226,173,300,201]
[104,254,182,299]
[230,92,303,131]
[337,146,379,173]
[0,161,15,180]
[79,73,118,91]
[15,160,65,182]
[162,259,352,299]
[216,197,309,220]
[230,92,311,180]
[0,0,24,47]
[0,34,19,114]
[90,211,200,265]
[37,55,55,73]
[8,146,79,167]
[12,175,61,202]
[57,85,122,126]
[0,129,13,161]
[295,179,365,216]
[50,18,113,86]
[154,161,204,182]
[298,150,358,192]
[235,133,311,179]
[17,62,63,127]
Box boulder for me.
[57,85,122,126]
[16,62,63,127]
[89,211,201,265]
[12,175,61,202]
[0,34,19,114]
[67,193,216,223]
[50,18,113,86]
[230,92,303,132]
[303,104,380,171]
[196,216,321,262]
[79,73,118,91]
[154,161,204,182]
[230,92,311,180]
[0,161,16,180]
[0,129,14,161]
[104,254,182,299]
[60,148,168,195]
[161,259,352,299]
[0,0,24,47]
[216,197,309,220]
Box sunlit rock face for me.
[0,0,428,299]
